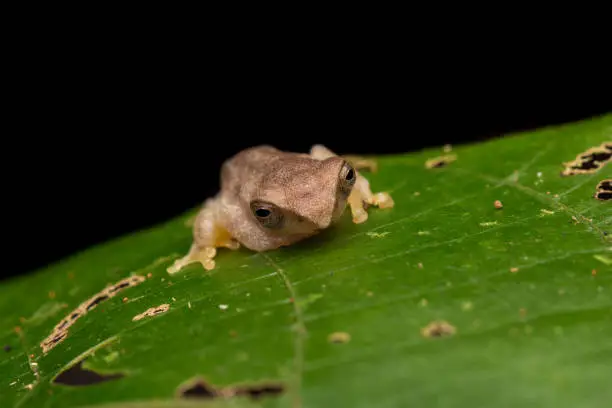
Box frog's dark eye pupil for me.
[345,168,354,181]
[250,201,284,229]
[255,208,271,218]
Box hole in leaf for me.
[561,142,612,176]
[53,360,124,387]
[597,180,611,191]
[180,378,217,399]
[86,295,110,311]
[132,304,170,321]
[594,179,612,201]
[572,160,600,170]
[44,331,68,350]
[425,154,457,169]
[421,320,457,338]
[233,384,285,399]
[108,281,131,293]
[584,152,611,162]
[41,275,146,354]
[177,377,285,401]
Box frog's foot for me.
[167,197,240,275]
[348,171,394,224]
[167,244,217,275]
[309,144,393,224]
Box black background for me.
[3,65,611,282]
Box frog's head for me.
[249,156,356,235]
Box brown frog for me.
[167,144,393,274]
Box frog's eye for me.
[339,162,356,194]
[255,208,271,218]
[250,201,284,229]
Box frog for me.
[167,144,394,274]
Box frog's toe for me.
[167,245,218,274]
[352,211,369,224]
[372,192,394,209]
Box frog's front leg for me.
[167,197,239,274]
[347,172,394,223]
[309,144,394,224]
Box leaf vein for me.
[262,253,305,408]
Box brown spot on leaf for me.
[178,378,217,399]
[494,200,503,209]
[86,295,110,311]
[561,142,612,176]
[53,360,124,386]
[510,267,519,273]
[421,320,456,338]
[177,377,284,401]
[42,331,68,351]
[594,179,612,201]
[597,180,612,190]
[41,275,146,354]
[132,304,170,322]
[231,384,285,399]
[328,332,351,344]
[425,154,457,169]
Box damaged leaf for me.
[594,179,612,201]
[177,376,285,401]
[53,360,124,387]
[132,304,170,321]
[425,153,457,169]
[1,114,611,408]
[561,141,611,176]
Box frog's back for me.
[220,145,285,196]
[229,145,282,170]
[219,145,316,200]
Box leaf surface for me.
[1,115,611,408]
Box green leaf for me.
[2,115,611,408]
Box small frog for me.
[167,144,393,274]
